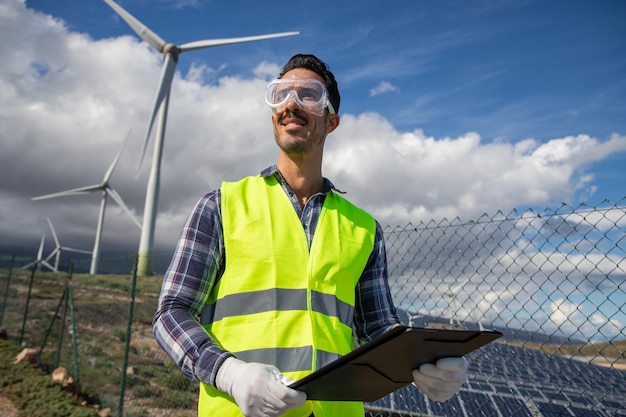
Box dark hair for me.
[279,54,340,113]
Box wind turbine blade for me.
[63,247,93,255]
[41,259,56,272]
[140,55,176,170]
[106,187,142,229]
[179,31,299,52]
[103,128,132,183]
[46,217,60,247]
[44,248,58,263]
[22,262,35,270]
[102,0,166,52]
[22,237,46,269]
[37,234,45,260]
[32,184,102,200]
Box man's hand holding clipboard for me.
[289,325,502,402]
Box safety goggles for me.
[264,77,336,116]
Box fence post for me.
[0,254,16,326]
[118,255,139,417]
[56,286,70,370]
[68,262,80,383]
[38,285,69,369]
[19,264,37,345]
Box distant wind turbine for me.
[445,277,471,325]
[44,217,92,273]
[22,234,54,272]
[102,0,299,275]
[32,130,140,275]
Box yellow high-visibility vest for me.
[198,174,376,417]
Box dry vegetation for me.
[509,339,626,371]
[0,269,197,417]
[1,268,625,416]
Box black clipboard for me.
[289,325,502,401]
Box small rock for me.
[14,348,39,365]
[98,407,113,417]
[52,367,74,387]
[51,366,81,395]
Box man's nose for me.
[284,90,303,111]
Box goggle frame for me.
[265,77,336,116]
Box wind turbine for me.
[32,130,140,275]
[22,234,54,272]
[102,0,299,275]
[44,217,92,273]
[444,277,471,325]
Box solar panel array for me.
[366,341,626,416]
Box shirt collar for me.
[260,165,345,195]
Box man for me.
[153,54,468,417]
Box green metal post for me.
[118,256,138,417]
[19,265,37,345]
[39,286,69,365]
[56,287,70,370]
[68,262,80,383]
[0,254,15,326]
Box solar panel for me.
[489,382,516,395]
[492,396,533,417]
[428,396,464,416]
[469,381,494,392]
[458,391,497,417]
[392,386,428,412]
[566,392,595,407]
[366,315,625,417]
[374,394,392,409]
[603,399,625,409]
[545,391,571,403]
[517,387,547,401]
[535,401,571,417]
[570,407,606,417]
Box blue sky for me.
[25,0,626,142]
[1,0,624,340]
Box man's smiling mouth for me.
[280,112,307,127]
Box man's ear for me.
[326,114,340,134]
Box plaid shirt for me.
[152,166,399,387]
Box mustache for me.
[279,111,307,124]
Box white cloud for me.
[253,61,282,79]
[325,114,626,225]
[2,0,626,266]
[369,81,399,96]
[549,298,624,342]
[2,0,625,343]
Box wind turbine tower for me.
[102,0,298,276]
[445,277,471,325]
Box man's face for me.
[271,68,339,156]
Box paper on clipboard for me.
[289,325,502,402]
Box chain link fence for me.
[1,197,625,416]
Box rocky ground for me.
[0,396,18,417]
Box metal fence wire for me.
[1,196,625,417]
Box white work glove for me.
[412,356,468,402]
[216,357,307,417]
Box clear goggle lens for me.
[264,77,336,116]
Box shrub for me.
[0,340,100,417]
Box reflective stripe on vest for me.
[201,288,354,328]
[198,174,374,417]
